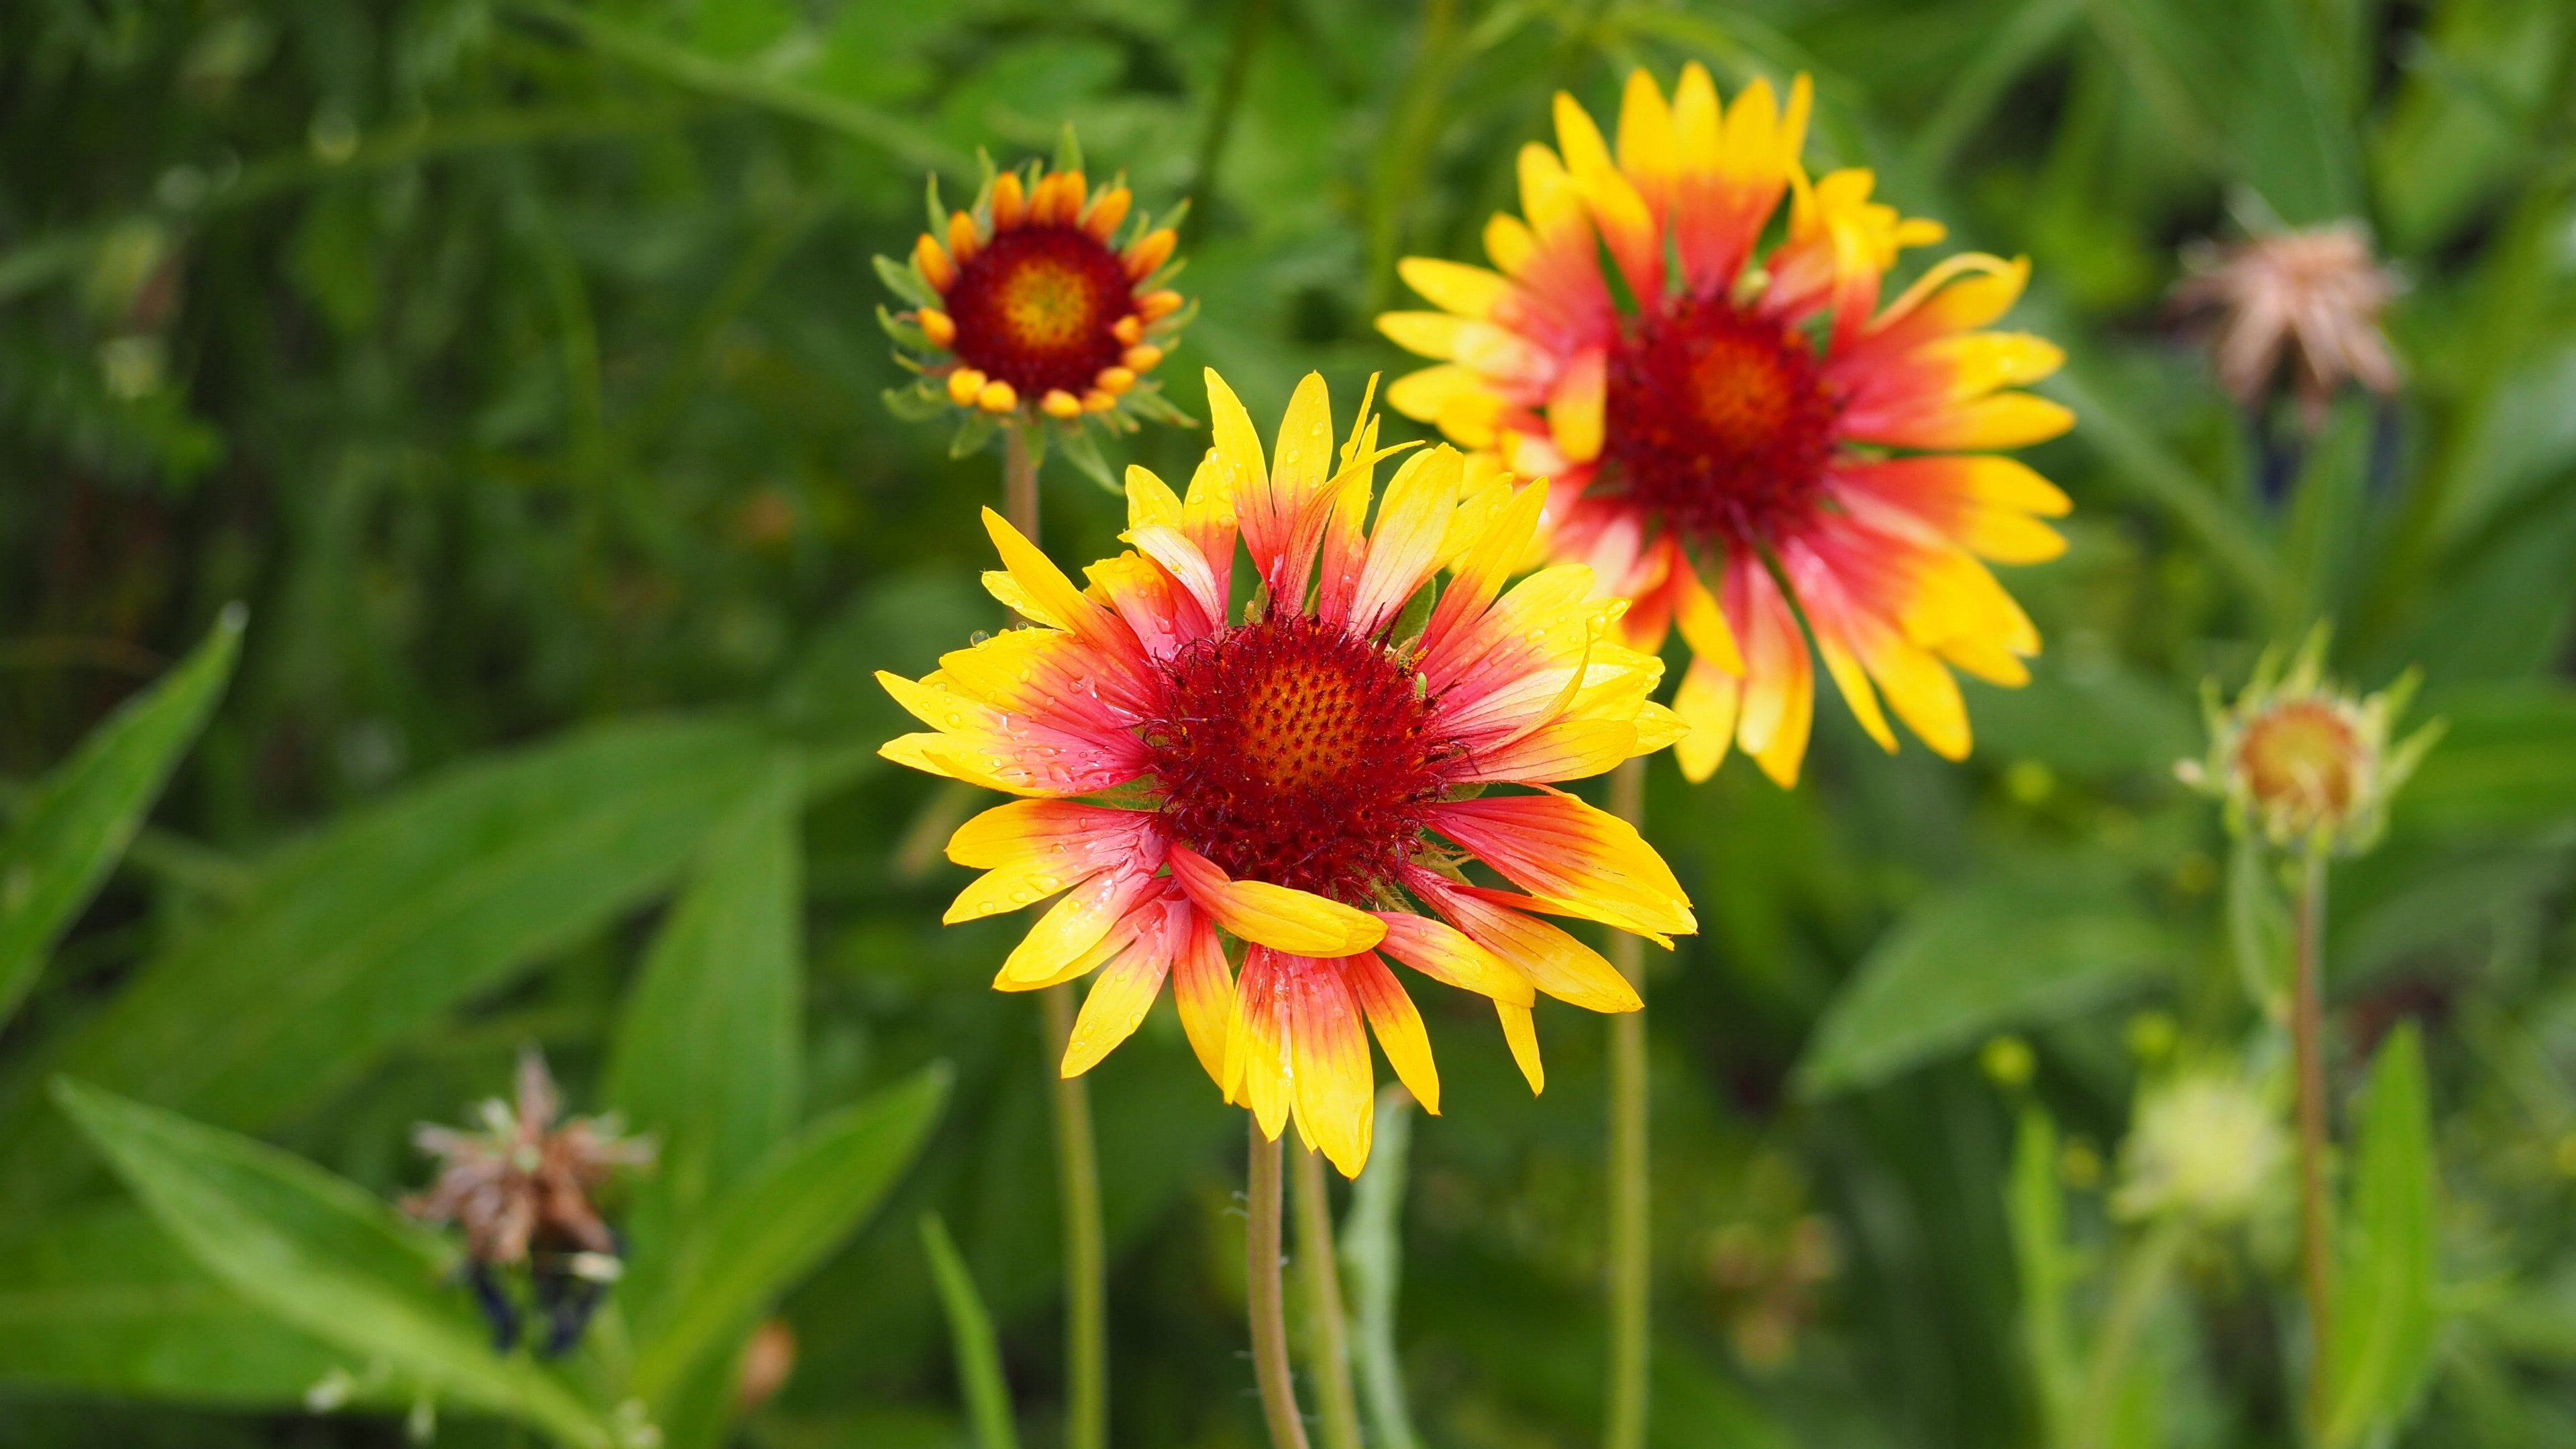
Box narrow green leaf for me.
[2394,684,2576,838]
[0,716,773,1213]
[920,1212,1020,1449]
[1794,871,2170,1098]
[0,1206,348,1405]
[50,1077,613,1447]
[2326,1023,2440,1446]
[607,751,804,1313]
[630,1063,952,1401]
[1342,1087,1423,1449]
[0,604,243,1026]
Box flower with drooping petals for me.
[404,1048,655,1354]
[1379,66,2074,788]
[2171,221,2401,421]
[878,133,1192,473]
[877,368,1696,1176]
[2177,625,2443,857]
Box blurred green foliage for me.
[3,1,2575,1446]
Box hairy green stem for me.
[1605,755,1650,1449]
[2294,847,2335,1440]
[1007,425,1107,1449]
[1295,1144,1364,1449]
[1249,1122,1313,1449]
[1346,1087,1425,1449]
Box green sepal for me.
[1057,425,1122,496]
[949,411,999,459]
[924,172,948,235]
[1389,577,1439,651]
[883,382,949,423]
[876,303,931,350]
[1054,123,1084,177]
[873,254,939,310]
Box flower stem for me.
[1005,423,1108,1449]
[1044,985,1107,1449]
[1248,1121,1312,1449]
[2293,846,2334,1440]
[1294,1143,1364,1449]
[1605,755,1650,1449]
[1345,1087,1425,1449]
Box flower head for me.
[2178,627,2443,856]
[879,133,1191,473]
[405,1049,654,1354]
[406,1047,654,1267]
[877,369,1696,1175]
[2171,221,2401,420]
[2113,1069,2288,1226]
[1380,68,2074,788]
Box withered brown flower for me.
[404,1047,654,1269]
[2172,222,2402,420]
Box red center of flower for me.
[1602,294,1842,552]
[945,224,1134,398]
[2238,699,2359,820]
[1144,613,1454,902]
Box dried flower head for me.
[2177,626,2443,857]
[877,128,1193,486]
[2113,1069,2288,1226]
[405,1047,654,1266]
[2171,222,2402,420]
[405,1048,653,1354]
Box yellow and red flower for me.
[877,369,1695,1175]
[879,144,1192,460]
[1379,67,2075,787]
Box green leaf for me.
[2326,1023,2440,1447]
[606,751,804,1313]
[920,1212,1020,1449]
[873,253,941,311]
[0,716,774,1213]
[629,1063,952,1403]
[1056,424,1121,495]
[0,604,242,1028]
[50,1077,614,1447]
[0,1207,348,1405]
[2394,684,2576,838]
[1794,870,2170,1098]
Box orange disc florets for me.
[2236,697,2360,828]
[1144,612,1455,902]
[1603,294,1842,552]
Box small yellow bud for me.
[1040,388,1083,419]
[946,368,987,406]
[976,378,1018,413]
[1095,366,1136,396]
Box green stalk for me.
[1005,425,1108,1449]
[1294,1144,1364,1449]
[2294,847,2335,1440]
[1249,1122,1313,1449]
[1605,755,1650,1449]
[1346,1088,1425,1449]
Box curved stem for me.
[1005,424,1108,1449]
[1605,755,1650,1449]
[1248,1122,1312,1449]
[1294,1144,1364,1449]
[2294,847,2335,1440]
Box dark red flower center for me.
[945,224,1133,397]
[1144,613,1454,902]
[1602,294,1842,553]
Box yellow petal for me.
[997,873,1141,987]
[1672,657,1740,782]
[1124,463,1184,533]
[1485,212,1538,276]
[1672,562,1745,676]
[1203,367,1269,498]
[1671,62,1721,176]
[1496,1001,1545,1093]
[1385,363,1489,423]
[1061,947,1167,1077]
[1350,953,1440,1116]
[1915,332,2066,398]
[1547,349,1606,464]
[1167,846,1387,956]
[1615,68,1676,199]
[1398,257,1513,319]
[981,508,1100,637]
[1273,370,1337,502]
[1372,910,1533,1006]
